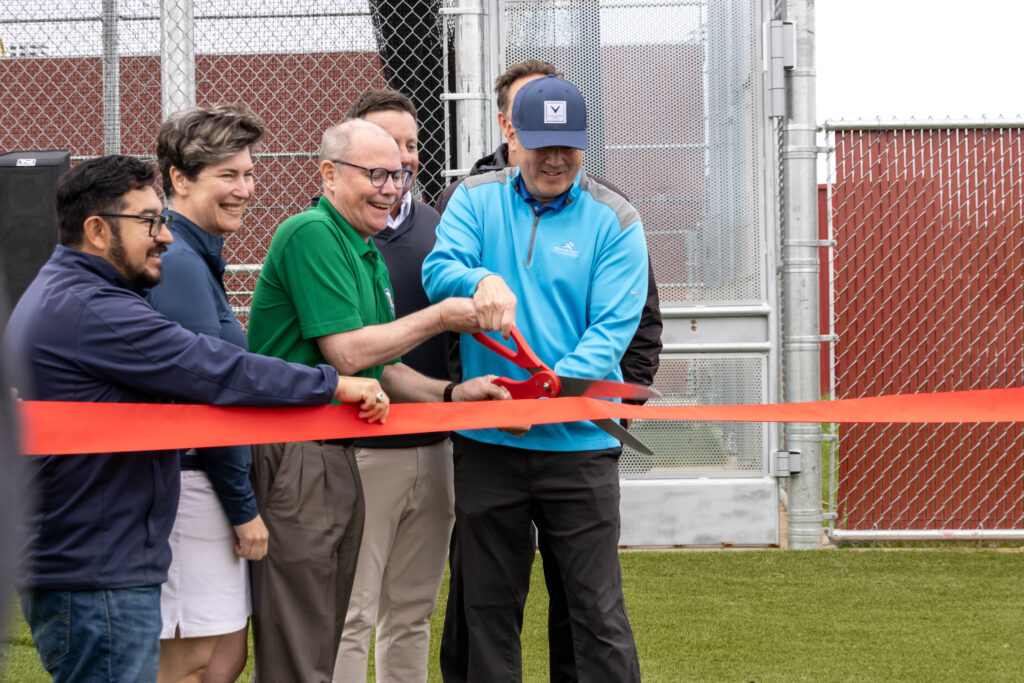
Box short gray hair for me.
[319,118,391,163]
[156,103,265,198]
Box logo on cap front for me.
[544,101,567,124]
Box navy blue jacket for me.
[147,211,257,525]
[4,246,339,590]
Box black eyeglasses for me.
[97,213,172,238]
[332,160,413,189]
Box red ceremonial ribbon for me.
[16,387,1024,455]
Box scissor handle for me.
[472,327,562,398]
[471,327,545,371]
[493,371,562,399]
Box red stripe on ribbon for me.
[16,387,1024,455]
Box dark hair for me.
[156,102,266,198]
[56,155,157,247]
[495,60,562,115]
[345,89,418,124]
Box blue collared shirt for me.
[516,175,571,217]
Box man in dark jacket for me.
[434,60,663,682]
[4,155,386,682]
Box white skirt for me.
[160,469,251,639]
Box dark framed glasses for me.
[97,213,172,238]
[332,160,413,189]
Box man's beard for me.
[109,224,163,289]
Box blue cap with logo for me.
[510,75,589,151]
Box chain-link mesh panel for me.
[1,0,452,327]
[504,0,769,479]
[621,355,765,477]
[504,0,762,306]
[829,126,1024,532]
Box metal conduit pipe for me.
[781,0,823,549]
[445,0,491,173]
[824,119,1024,131]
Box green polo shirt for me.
[248,196,397,381]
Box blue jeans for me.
[19,586,162,683]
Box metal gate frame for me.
[456,0,802,547]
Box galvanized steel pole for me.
[782,0,823,548]
[160,0,196,121]
[445,0,492,176]
[101,0,120,154]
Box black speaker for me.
[0,150,70,307]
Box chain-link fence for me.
[15,2,1021,545]
[3,0,778,485]
[826,123,1024,540]
[3,0,792,546]
[0,0,453,327]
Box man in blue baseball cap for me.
[512,73,589,145]
[423,75,644,682]
[508,74,589,204]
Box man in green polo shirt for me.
[246,119,509,682]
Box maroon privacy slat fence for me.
[830,126,1024,530]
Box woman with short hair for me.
[148,102,268,683]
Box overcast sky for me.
[815,0,1024,122]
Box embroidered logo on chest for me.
[552,241,580,258]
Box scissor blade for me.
[559,376,662,401]
[590,418,654,456]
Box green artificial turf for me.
[5,550,1024,681]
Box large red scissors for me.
[472,327,659,454]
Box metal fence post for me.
[101,0,120,154]
[443,0,493,175]
[782,0,822,548]
[160,0,196,122]
[487,0,505,147]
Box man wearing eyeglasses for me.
[329,90,462,683]
[246,118,509,682]
[3,154,390,682]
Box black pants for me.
[539,527,577,682]
[449,523,577,681]
[439,435,640,683]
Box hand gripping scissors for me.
[472,327,660,455]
